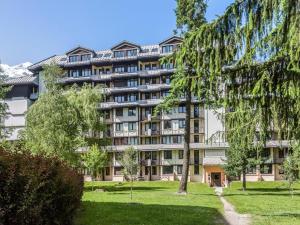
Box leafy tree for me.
[81,144,108,190]
[284,141,300,196]
[223,102,259,190]
[156,0,208,194]
[120,146,139,200]
[0,63,11,139]
[25,64,106,166]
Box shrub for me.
[0,148,83,225]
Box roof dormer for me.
[159,36,182,54]
[111,41,141,58]
[66,46,96,62]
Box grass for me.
[75,181,226,225]
[223,181,300,225]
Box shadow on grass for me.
[225,187,300,197]
[261,212,300,218]
[75,201,228,225]
[84,183,168,192]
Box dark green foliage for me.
[0,148,83,225]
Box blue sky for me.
[0,0,234,65]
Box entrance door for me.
[211,172,221,187]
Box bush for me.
[0,148,83,225]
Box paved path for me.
[215,187,251,225]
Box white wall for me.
[4,99,30,140]
[205,108,225,143]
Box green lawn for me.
[75,181,226,225]
[223,181,300,225]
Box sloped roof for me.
[5,75,38,85]
[111,40,141,50]
[159,36,183,45]
[65,46,96,55]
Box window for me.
[194,150,199,164]
[116,108,123,117]
[162,136,171,144]
[179,119,185,129]
[260,164,272,174]
[164,120,172,129]
[145,151,151,160]
[144,93,151,100]
[162,45,174,53]
[82,69,91,77]
[152,151,157,160]
[173,135,182,144]
[128,137,138,145]
[152,166,157,175]
[177,165,183,174]
[128,122,136,131]
[194,135,199,143]
[145,137,151,144]
[128,65,138,73]
[194,105,200,118]
[162,91,170,97]
[246,165,256,174]
[261,149,270,158]
[128,107,136,116]
[69,54,91,62]
[116,123,123,131]
[164,150,172,159]
[105,167,110,176]
[81,54,91,61]
[161,63,174,69]
[278,149,285,158]
[128,79,138,87]
[145,64,151,71]
[178,150,183,159]
[115,66,125,73]
[114,95,123,103]
[152,63,158,70]
[194,165,199,175]
[114,167,123,175]
[128,94,138,102]
[70,70,80,77]
[69,55,80,62]
[194,120,199,133]
[127,49,137,57]
[162,75,171,84]
[163,166,173,174]
[114,51,125,58]
[178,105,186,113]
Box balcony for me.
[141,129,160,136]
[139,84,171,92]
[141,159,159,166]
[161,129,185,135]
[113,130,138,137]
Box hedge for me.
[0,148,83,225]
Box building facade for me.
[3,76,38,140]
[26,36,287,186]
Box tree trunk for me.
[130,178,133,200]
[102,168,105,181]
[242,169,246,191]
[178,81,192,194]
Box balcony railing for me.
[141,129,160,136]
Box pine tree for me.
[158,0,207,194]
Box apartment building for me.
[27,36,288,186]
[2,75,38,140]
